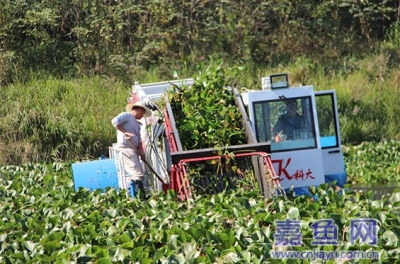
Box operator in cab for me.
[273,99,305,142]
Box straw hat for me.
[125,102,152,117]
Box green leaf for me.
[153,246,169,262]
[41,231,65,244]
[239,250,251,262]
[139,258,154,264]
[43,241,62,251]
[215,232,228,243]
[287,207,300,219]
[106,238,115,247]
[194,256,209,263]
[116,217,131,231]
[116,233,131,244]
[0,234,7,242]
[78,243,91,256]
[187,227,206,241]
[130,246,146,261]
[94,258,112,264]
[389,192,400,204]
[167,253,186,263]
[121,241,133,250]
[61,208,75,219]
[94,247,109,258]
[330,213,345,227]
[382,230,399,246]
[232,207,241,218]
[10,252,25,260]
[23,241,36,252]
[278,200,285,212]
[220,250,240,262]
[306,202,320,212]
[378,212,386,224]
[105,209,117,218]
[202,245,215,259]
[167,234,179,250]
[107,226,118,236]
[23,208,33,216]
[308,185,317,195]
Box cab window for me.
[253,97,317,152]
[315,93,339,148]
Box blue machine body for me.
[72,159,119,192]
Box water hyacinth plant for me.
[168,60,246,151]
[166,60,255,196]
[0,163,399,263]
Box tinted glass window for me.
[315,94,339,148]
[253,97,317,152]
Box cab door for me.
[315,90,347,187]
[245,87,325,193]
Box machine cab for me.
[242,74,346,195]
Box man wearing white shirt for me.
[111,101,152,198]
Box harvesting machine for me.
[72,73,346,199]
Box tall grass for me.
[0,74,130,165]
[322,53,399,144]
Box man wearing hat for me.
[273,99,305,141]
[111,101,152,198]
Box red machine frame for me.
[129,82,282,200]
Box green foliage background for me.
[1,0,399,80]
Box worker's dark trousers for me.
[132,180,147,200]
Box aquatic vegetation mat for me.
[0,163,399,263]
